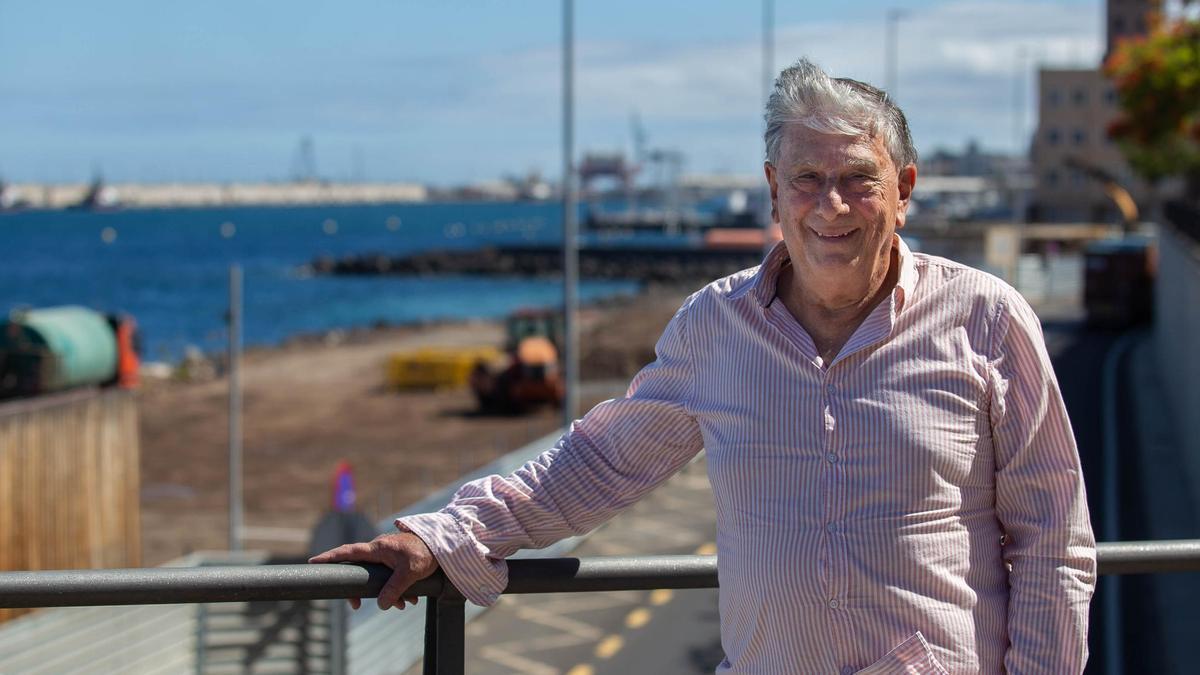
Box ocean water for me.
[0,202,655,362]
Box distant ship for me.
[0,180,36,212]
[585,189,763,235]
[70,177,121,211]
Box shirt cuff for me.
[396,512,508,607]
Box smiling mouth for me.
[810,227,858,240]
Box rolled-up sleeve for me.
[989,290,1097,674]
[399,297,705,606]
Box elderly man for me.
[312,58,1096,673]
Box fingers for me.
[308,533,432,610]
[377,569,416,611]
[308,541,380,564]
[347,595,415,612]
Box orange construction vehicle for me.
[469,309,565,414]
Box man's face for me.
[765,124,915,300]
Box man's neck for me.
[776,250,899,363]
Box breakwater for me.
[2,181,428,209]
[311,244,766,283]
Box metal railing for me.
[3,540,1200,675]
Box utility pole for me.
[562,0,579,428]
[762,0,775,254]
[1012,46,1030,223]
[762,0,774,108]
[228,265,243,552]
[885,9,908,99]
[1013,47,1028,156]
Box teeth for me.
[816,230,852,239]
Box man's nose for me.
[816,185,850,220]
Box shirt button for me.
[826,452,839,463]
[828,598,840,609]
[826,522,838,533]
[841,668,855,675]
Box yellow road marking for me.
[595,634,624,659]
[695,542,717,555]
[565,665,595,675]
[649,588,673,606]
[625,607,652,629]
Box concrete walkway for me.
[406,457,721,675]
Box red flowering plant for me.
[1104,15,1200,197]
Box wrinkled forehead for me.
[776,123,892,170]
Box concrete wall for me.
[1155,221,1200,467]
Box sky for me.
[0,0,1106,185]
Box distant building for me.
[453,179,520,201]
[1029,0,1160,223]
[1107,0,1155,58]
[912,141,1031,224]
[921,139,1014,178]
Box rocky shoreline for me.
[309,244,764,283]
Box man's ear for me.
[895,163,917,229]
[764,161,779,223]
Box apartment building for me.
[1029,0,1159,222]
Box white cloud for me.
[0,0,1109,182]
[452,0,1104,176]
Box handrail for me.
[1093,539,1200,574]
[0,554,717,609]
[4,541,1200,675]
[1,541,1198,609]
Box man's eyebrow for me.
[843,158,882,173]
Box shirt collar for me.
[748,234,919,314]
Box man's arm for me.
[315,296,705,609]
[990,290,1097,673]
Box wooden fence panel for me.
[0,388,140,623]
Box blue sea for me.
[0,202,681,362]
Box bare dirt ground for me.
[137,287,690,566]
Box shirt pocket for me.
[855,632,948,675]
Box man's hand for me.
[308,532,439,610]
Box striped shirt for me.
[399,236,1096,674]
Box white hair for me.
[764,58,918,169]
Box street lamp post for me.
[885,9,908,99]
[762,0,774,107]
[762,0,775,255]
[562,0,579,428]
[228,265,243,552]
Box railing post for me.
[194,602,208,675]
[422,584,466,675]
[330,599,347,675]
